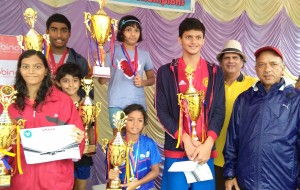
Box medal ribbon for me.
[16,125,23,174]
[129,139,139,180]
[48,48,68,75]
[121,44,138,76]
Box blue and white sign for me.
[108,0,195,13]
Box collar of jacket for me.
[253,77,294,93]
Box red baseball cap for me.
[254,46,283,61]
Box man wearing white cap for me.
[214,40,256,189]
[224,46,300,189]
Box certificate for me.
[20,125,81,164]
[168,161,213,183]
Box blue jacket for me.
[66,47,89,76]
[155,58,225,158]
[224,79,300,190]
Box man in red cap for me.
[224,46,300,190]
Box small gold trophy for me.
[0,86,25,186]
[78,77,101,154]
[102,111,133,190]
[17,8,47,51]
[84,0,117,78]
[178,65,205,142]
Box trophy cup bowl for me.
[17,8,46,52]
[102,111,132,190]
[23,30,44,51]
[86,13,112,45]
[178,65,205,142]
[79,77,101,154]
[0,86,25,186]
[84,0,117,78]
[182,93,201,122]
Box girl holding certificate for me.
[1,50,85,190]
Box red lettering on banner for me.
[0,67,16,76]
[0,35,22,60]
[137,0,185,6]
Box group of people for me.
[1,10,299,190]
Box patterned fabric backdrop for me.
[1,0,300,189]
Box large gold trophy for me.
[102,111,133,190]
[0,86,25,186]
[178,65,205,142]
[78,77,101,154]
[17,8,48,51]
[84,0,117,78]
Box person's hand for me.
[190,137,214,164]
[225,178,240,190]
[108,169,121,180]
[122,179,141,190]
[182,133,199,160]
[133,73,143,87]
[71,127,85,144]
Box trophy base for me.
[84,144,96,154]
[106,183,122,190]
[0,175,11,187]
[93,66,110,78]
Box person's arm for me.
[207,66,225,141]
[155,65,180,138]
[64,95,85,155]
[133,69,155,87]
[223,97,242,187]
[123,164,159,190]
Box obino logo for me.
[23,130,32,138]
[0,42,21,54]
[0,67,16,77]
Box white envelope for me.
[168,161,213,183]
[20,125,81,164]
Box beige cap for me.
[216,40,246,62]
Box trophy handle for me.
[101,139,108,152]
[111,19,118,31]
[16,35,25,51]
[16,119,26,129]
[43,34,50,45]
[177,93,184,109]
[84,12,92,35]
[95,102,102,117]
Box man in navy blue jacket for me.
[156,18,225,190]
[224,46,300,190]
